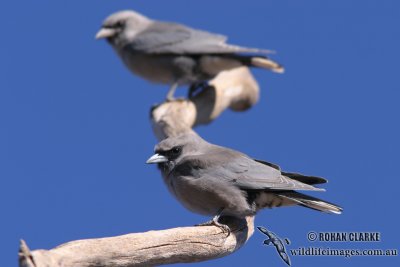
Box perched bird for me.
[96,10,284,100]
[147,133,342,229]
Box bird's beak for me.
[95,28,117,39]
[146,153,168,164]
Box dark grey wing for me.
[255,159,327,185]
[281,172,327,185]
[254,159,281,171]
[130,21,271,54]
[129,22,193,53]
[223,155,324,191]
[177,148,324,191]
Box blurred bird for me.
[96,10,284,100]
[146,133,342,229]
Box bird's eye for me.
[171,147,181,155]
[115,21,124,28]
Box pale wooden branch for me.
[19,67,261,266]
[19,217,254,267]
[151,66,259,139]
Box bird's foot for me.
[165,83,179,102]
[165,95,175,102]
[195,212,231,236]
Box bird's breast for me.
[119,51,177,84]
[117,49,201,85]
[164,172,254,217]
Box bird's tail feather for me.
[229,54,284,73]
[250,57,285,73]
[282,172,328,185]
[278,191,343,214]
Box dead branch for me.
[19,217,254,267]
[19,67,260,266]
[151,66,259,139]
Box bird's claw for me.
[195,216,231,236]
[216,223,231,236]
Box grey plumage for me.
[96,10,284,100]
[146,133,342,221]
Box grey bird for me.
[146,133,342,229]
[96,10,284,100]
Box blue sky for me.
[1,0,399,266]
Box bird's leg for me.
[195,208,231,236]
[166,82,179,101]
[188,81,209,98]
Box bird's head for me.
[146,132,208,172]
[95,10,151,47]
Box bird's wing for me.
[255,159,327,185]
[222,155,324,191]
[254,159,281,171]
[281,172,327,185]
[130,21,272,54]
[177,148,324,191]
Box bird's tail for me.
[250,56,285,73]
[229,54,285,74]
[278,191,343,214]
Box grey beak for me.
[146,153,168,164]
[95,28,117,39]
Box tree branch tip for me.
[19,239,35,267]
